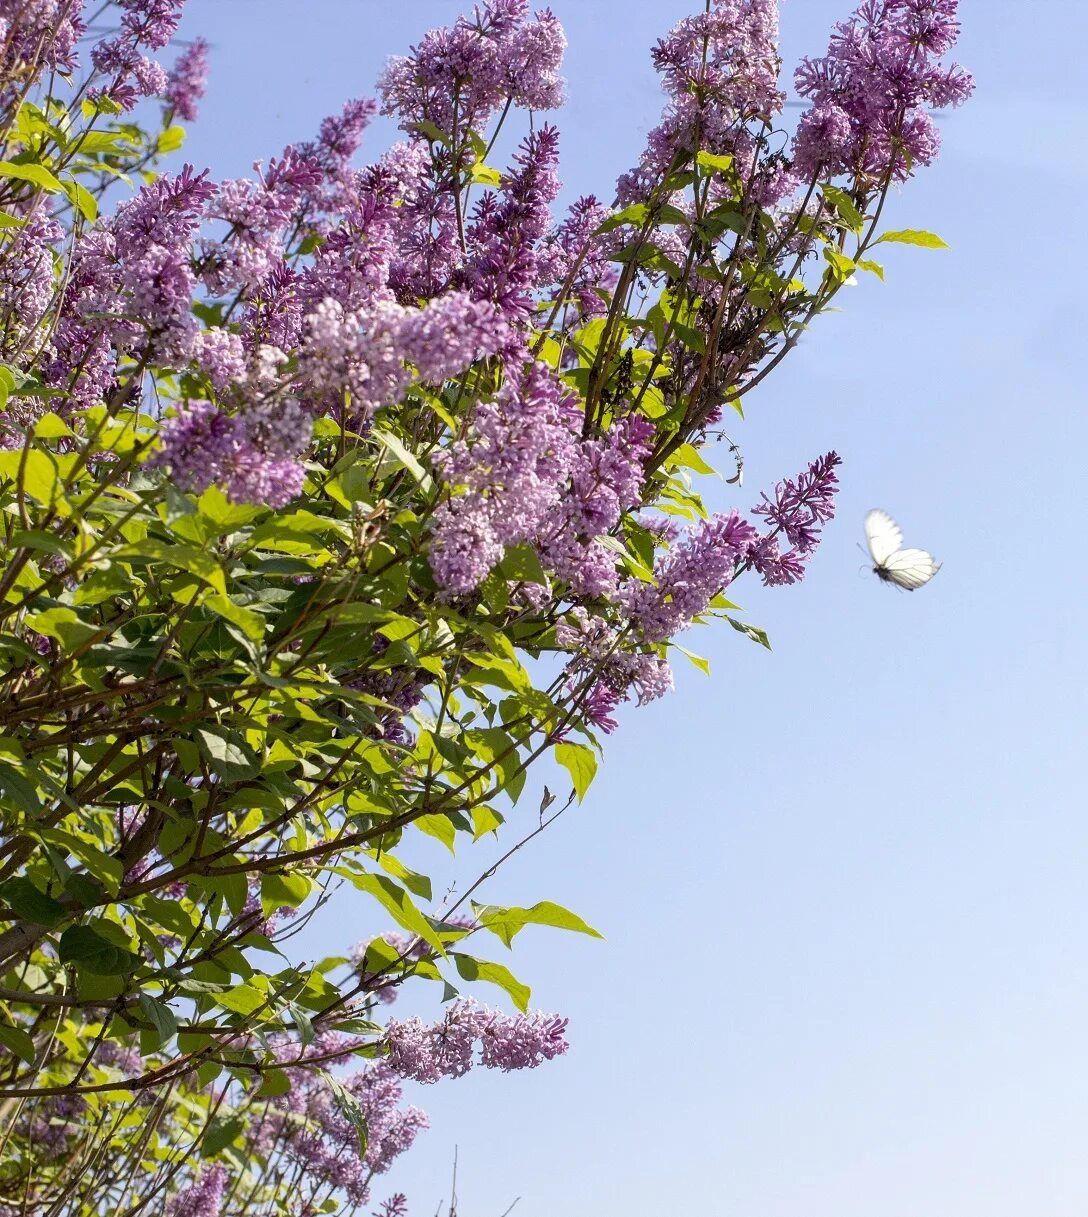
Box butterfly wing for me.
[864,509,903,567]
[881,548,941,590]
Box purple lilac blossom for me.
[0,205,63,356]
[0,1,86,85]
[617,0,783,206]
[622,511,759,643]
[536,194,618,321]
[298,290,510,424]
[536,414,654,598]
[89,0,184,111]
[378,1,565,135]
[430,360,579,594]
[253,1057,428,1207]
[374,1196,409,1217]
[581,682,621,734]
[461,125,562,319]
[163,36,208,121]
[792,0,974,181]
[166,1165,227,1217]
[747,449,840,585]
[385,999,569,1083]
[153,399,309,508]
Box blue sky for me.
[176,2,1088,1213]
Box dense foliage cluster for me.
[0,1,970,1213]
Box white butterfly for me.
[864,509,941,590]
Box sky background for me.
[171,3,1088,1214]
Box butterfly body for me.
[864,509,940,591]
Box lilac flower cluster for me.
[555,607,674,710]
[253,1052,428,1208]
[89,0,184,112]
[13,1092,85,1162]
[793,0,974,181]
[378,0,565,136]
[551,451,840,723]
[622,511,758,642]
[430,362,658,599]
[430,360,579,593]
[538,414,655,598]
[298,291,512,423]
[166,1165,227,1217]
[461,125,562,320]
[164,37,209,121]
[618,0,786,206]
[0,205,64,358]
[385,998,568,1082]
[374,1195,409,1217]
[536,194,618,322]
[153,398,310,508]
[747,450,841,585]
[0,1,86,92]
[71,165,214,369]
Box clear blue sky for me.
[175,3,1088,1213]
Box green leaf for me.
[596,203,649,234]
[352,874,445,956]
[413,813,457,853]
[33,411,74,439]
[373,429,433,491]
[497,543,548,585]
[74,130,137,155]
[38,829,124,891]
[666,443,716,476]
[473,900,603,948]
[0,160,64,193]
[468,161,502,186]
[0,1023,36,1064]
[820,184,864,230]
[256,1069,292,1097]
[218,984,268,1016]
[202,1114,245,1156]
[727,615,771,649]
[407,119,450,146]
[137,993,178,1045]
[117,539,227,594]
[81,96,124,119]
[553,741,597,801]
[260,871,313,916]
[0,877,63,926]
[156,125,186,154]
[62,177,97,221]
[322,1072,368,1157]
[823,247,857,282]
[856,258,885,281]
[451,954,530,1012]
[196,727,260,782]
[0,449,75,510]
[674,644,710,675]
[58,924,141,975]
[25,606,100,651]
[204,593,266,642]
[875,228,949,249]
[695,150,735,174]
[471,805,504,840]
[0,762,43,816]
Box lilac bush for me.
[0,1,970,1213]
